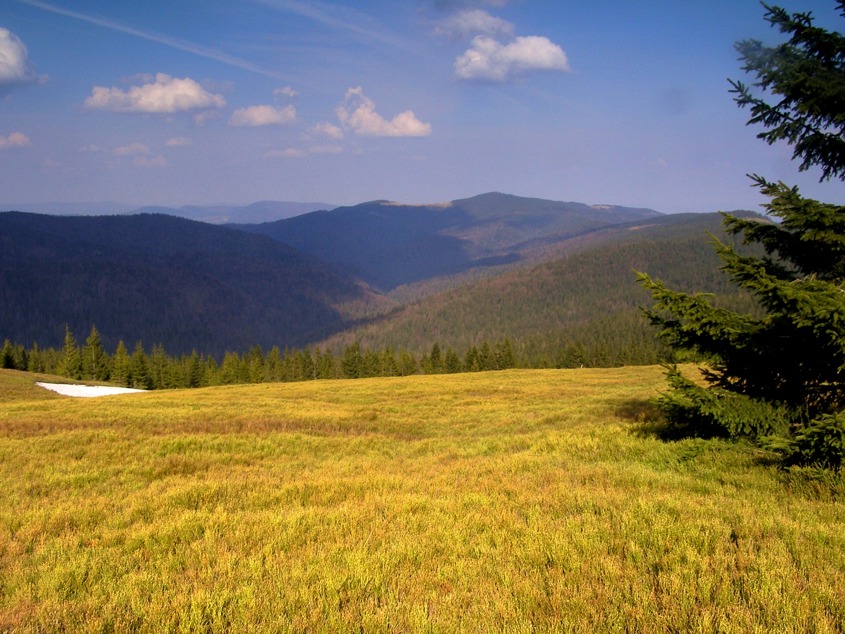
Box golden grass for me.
[0,366,843,632]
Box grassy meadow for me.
[1,366,844,632]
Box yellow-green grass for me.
[0,366,843,632]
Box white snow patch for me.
[36,382,146,398]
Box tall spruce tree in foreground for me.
[639,1,845,469]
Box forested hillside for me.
[0,212,385,355]
[320,212,762,366]
[0,202,761,366]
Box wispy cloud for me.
[252,0,418,53]
[433,9,514,40]
[14,0,293,81]
[165,136,192,147]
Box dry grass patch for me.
[0,367,843,632]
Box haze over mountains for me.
[0,192,758,360]
[0,201,337,225]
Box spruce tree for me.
[112,340,130,386]
[82,325,109,381]
[0,340,14,369]
[639,2,845,468]
[129,341,152,389]
[59,325,83,380]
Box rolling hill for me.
[0,212,385,355]
[317,211,762,365]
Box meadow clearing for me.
[0,366,843,632]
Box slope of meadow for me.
[1,367,843,632]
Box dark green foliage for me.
[782,413,845,469]
[0,340,26,370]
[730,2,845,181]
[641,2,845,469]
[655,364,790,440]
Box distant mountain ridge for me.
[232,192,662,291]
[131,201,337,224]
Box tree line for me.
[0,325,526,389]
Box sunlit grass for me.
[1,366,843,632]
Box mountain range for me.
[231,192,661,291]
[0,192,757,360]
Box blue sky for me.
[2,0,844,213]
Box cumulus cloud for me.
[310,121,344,140]
[229,104,296,127]
[434,9,513,39]
[336,87,431,138]
[84,73,226,113]
[0,131,30,149]
[454,35,570,82]
[0,28,38,95]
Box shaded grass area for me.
[1,367,844,632]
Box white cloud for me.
[434,9,514,39]
[336,87,431,138]
[310,121,344,140]
[229,104,297,127]
[0,28,38,94]
[0,131,31,149]
[274,86,298,98]
[166,136,192,147]
[84,73,226,113]
[113,142,150,157]
[455,35,570,82]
